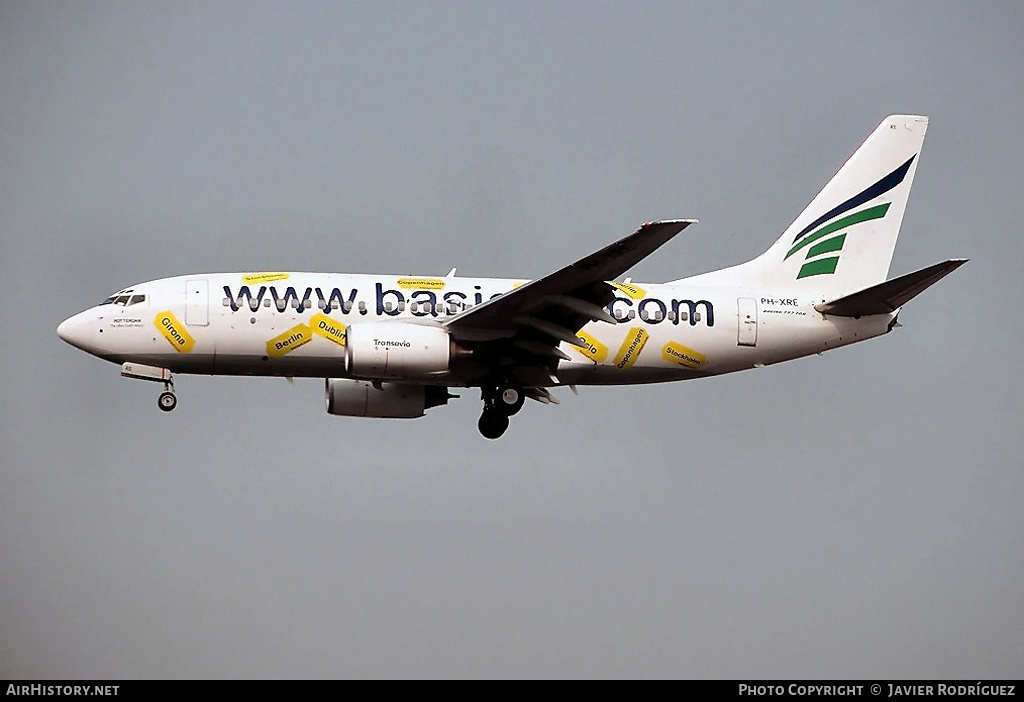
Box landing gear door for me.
[737,297,757,347]
[186,279,209,327]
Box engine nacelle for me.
[325,378,451,418]
[345,322,451,379]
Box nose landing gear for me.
[158,388,177,412]
[477,382,525,439]
[120,362,177,412]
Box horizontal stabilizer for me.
[815,259,968,317]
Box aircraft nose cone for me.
[57,317,74,343]
[57,311,100,353]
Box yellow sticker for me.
[309,313,347,346]
[662,341,706,369]
[611,282,647,300]
[397,278,445,290]
[243,272,290,284]
[266,324,312,357]
[613,327,649,369]
[571,329,609,362]
[154,311,195,353]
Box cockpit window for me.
[100,291,145,306]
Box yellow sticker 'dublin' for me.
[397,278,445,290]
[154,311,195,353]
[309,313,347,346]
[242,273,290,284]
[266,324,312,358]
[610,282,647,300]
[571,330,609,363]
[662,341,706,369]
[613,327,649,369]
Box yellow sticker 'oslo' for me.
[571,330,609,362]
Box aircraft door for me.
[737,297,757,347]
[186,279,209,327]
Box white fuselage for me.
[57,272,895,386]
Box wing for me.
[444,219,695,387]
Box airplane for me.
[57,115,966,439]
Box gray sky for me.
[2,1,1022,679]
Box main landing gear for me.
[477,382,525,439]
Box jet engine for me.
[325,378,452,418]
[345,322,452,379]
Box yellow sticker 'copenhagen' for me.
[154,311,195,353]
[613,327,649,369]
[243,272,290,284]
[571,330,609,363]
[309,313,347,346]
[662,341,706,369]
[611,282,647,300]
[266,324,312,358]
[397,278,445,290]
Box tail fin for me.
[675,115,929,299]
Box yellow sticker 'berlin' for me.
[613,327,649,369]
[397,278,445,290]
[309,313,347,346]
[243,272,290,284]
[154,311,195,353]
[662,341,706,369]
[611,282,647,299]
[266,324,312,358]
[571,330,609,362]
